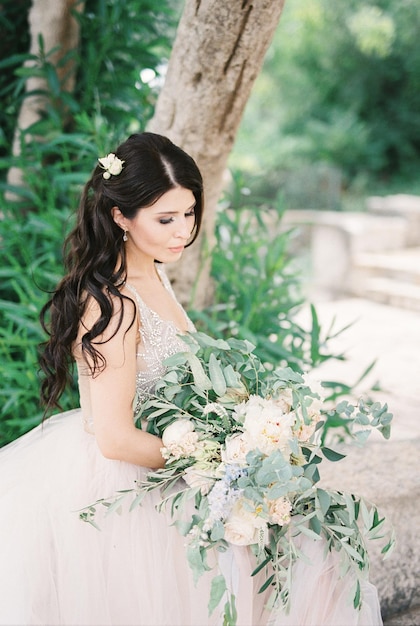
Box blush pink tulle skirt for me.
[0,410,383,625]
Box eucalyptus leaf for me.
[208,574,227,615]
[209,353,227,396]
[164,352,188,366]
[317,489,331,516]
[321,447,346,462]
[194,332,231,350]
[186,353,213,390]
[223,364,242,388]
[187,545,211,583]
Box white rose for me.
[294,400,322,442]
[98,153,124,178]
[108,156,124,175]
[98,154,114,169]
[223,500,267,546]
[162,419,195,447]
[295,413,321,442]
[221,433,250,465]
[183,466,215,495]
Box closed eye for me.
[159,209,195,225]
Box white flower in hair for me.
[98,153,125,179]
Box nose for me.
[175,217,193,239]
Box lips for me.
[169,246,185,253]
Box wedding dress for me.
[0,266,383,626]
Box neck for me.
[125,246,159,281]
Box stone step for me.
[283,209,409,253]
[352,248,420,285]
[350,276,420,311]
[367,194,420,246]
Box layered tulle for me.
[0,410,382,626]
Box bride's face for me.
[117,187,197,264]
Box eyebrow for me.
[155,202,196,215]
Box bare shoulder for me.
[76,288,138,350]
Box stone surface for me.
[282,209,411,299]
[355,277,420,311]
[352,248,420,285]
[367,194,420,246]
[350,247,420,311]
[297,298,420,622]
[384,604,420,625]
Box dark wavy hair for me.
[39,132,203,413]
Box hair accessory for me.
[123,230,128,242]
[98,153,125,179]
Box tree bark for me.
[7,0,84,192]
[148,0,286,307]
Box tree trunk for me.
[148,0,286,308]
[7,0,84,193]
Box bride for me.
[0,132,383,625]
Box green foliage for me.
[0,0,31,154]
[0,205,79,445]
[190,178,346,372]
[232,0,420,204]
[0,0,178,189]
[0,0,177,447]
[80,331,394,621]
[0,118,100,447]
[0,0,381,449]
[75,0,178,134]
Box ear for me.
[111,206,128,231]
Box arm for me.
[81,293,165,469]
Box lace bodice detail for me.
[77,265,194,432]
[125,266,195,407]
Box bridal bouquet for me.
[81,332,394,623]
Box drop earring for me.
[123,230,128,242]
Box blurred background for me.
[0,1,419,621]
[1,0,419,438]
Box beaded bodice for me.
[125,266,195,406]
[77,266,194,432]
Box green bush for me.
[232,0,420,203]
[190,177,346,372]
[0,0,177,446]
[0,204,78,444]
[0,1,376,448]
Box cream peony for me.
[235,395,294,456]
[162,419,194,446]
[224,499,268,546]
[161,419,199,460]
[221,433,250,465]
